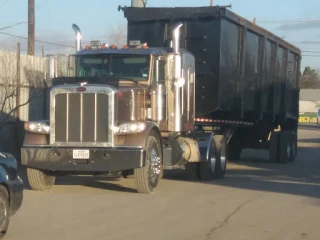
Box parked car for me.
[0,152,23,239]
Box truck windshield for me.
[75,54,150,81]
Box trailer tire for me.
[185,163,200,181]
[27,168,55,191]
[199,135,226,181]
[289,132,297,162]
[279,131,294,164]
[269,132,280,162]
[226,140,242,161]
[134,130,162,194]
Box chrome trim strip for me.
[66,93,69,141]
[80,93,83,142]
[94,93,97,142]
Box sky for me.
[0,0,320,70]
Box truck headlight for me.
[24,121,50,135]
[114,122,146,135]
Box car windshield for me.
[76,54,150,81]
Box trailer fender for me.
[122,122,161,150]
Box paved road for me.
[5,125,320,240]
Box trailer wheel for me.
[289,132,297,162]
[27,168,55,191]
[185,163,200,181]
[269,132,280,162]
[134,130,162,194]
[199,135,226,181]
[226,140,242,161]
[279,131,294,164]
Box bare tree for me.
[300,66,320,89]
[0,49,46,127]
[107,23,127,47]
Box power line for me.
[302,50,320,54]
[302,55,320,57]
[257,18,320,24]
[0,31,74,48]
[0,22,28,31]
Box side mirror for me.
[174,78,185,88]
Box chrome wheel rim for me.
[210,148,216,173]
[287,144,291,158]
[220,146,226,171]
[0,198,7,231]
[150,148,161,183]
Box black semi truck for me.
[21,5,301,194]
[123,6,301,163]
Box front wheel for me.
[27,168,56,191]
[134,130,162,194]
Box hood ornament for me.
[79,82,87,87]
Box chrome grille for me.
[50,86,115,147]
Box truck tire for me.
[226,140,242,161]
[199,135,226,181]
[27,168,55,191]
[134,130,162,194]
[290,133,297,162]
[269,131,280,162]
[0,185,9,239]
[279,131,294,164]
[185,163,200,180]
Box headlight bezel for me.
[113,122,147,135]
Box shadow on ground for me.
[164,145,320,199]
[18,166,137,193]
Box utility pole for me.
[131,0,146,7]
[210,0,214,6]
[28,0,35,55]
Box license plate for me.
[73,150,90,159]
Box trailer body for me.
[124,6,301,124]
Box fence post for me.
[16,43,21,120]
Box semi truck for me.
[21,6,301,194]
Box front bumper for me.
[21,147,146,172]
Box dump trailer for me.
[20,6,301,194]
[123,6,301,161]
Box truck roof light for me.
[101,44,108,49]
[123,45,129,49]
[110,45,118,49]
[85,45,92,50]
[142,43,148,49]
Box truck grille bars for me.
[50,86,116,147]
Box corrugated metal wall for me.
[0,50,69,159]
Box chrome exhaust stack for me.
[172,23,185,132]
[72,24,82,52]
